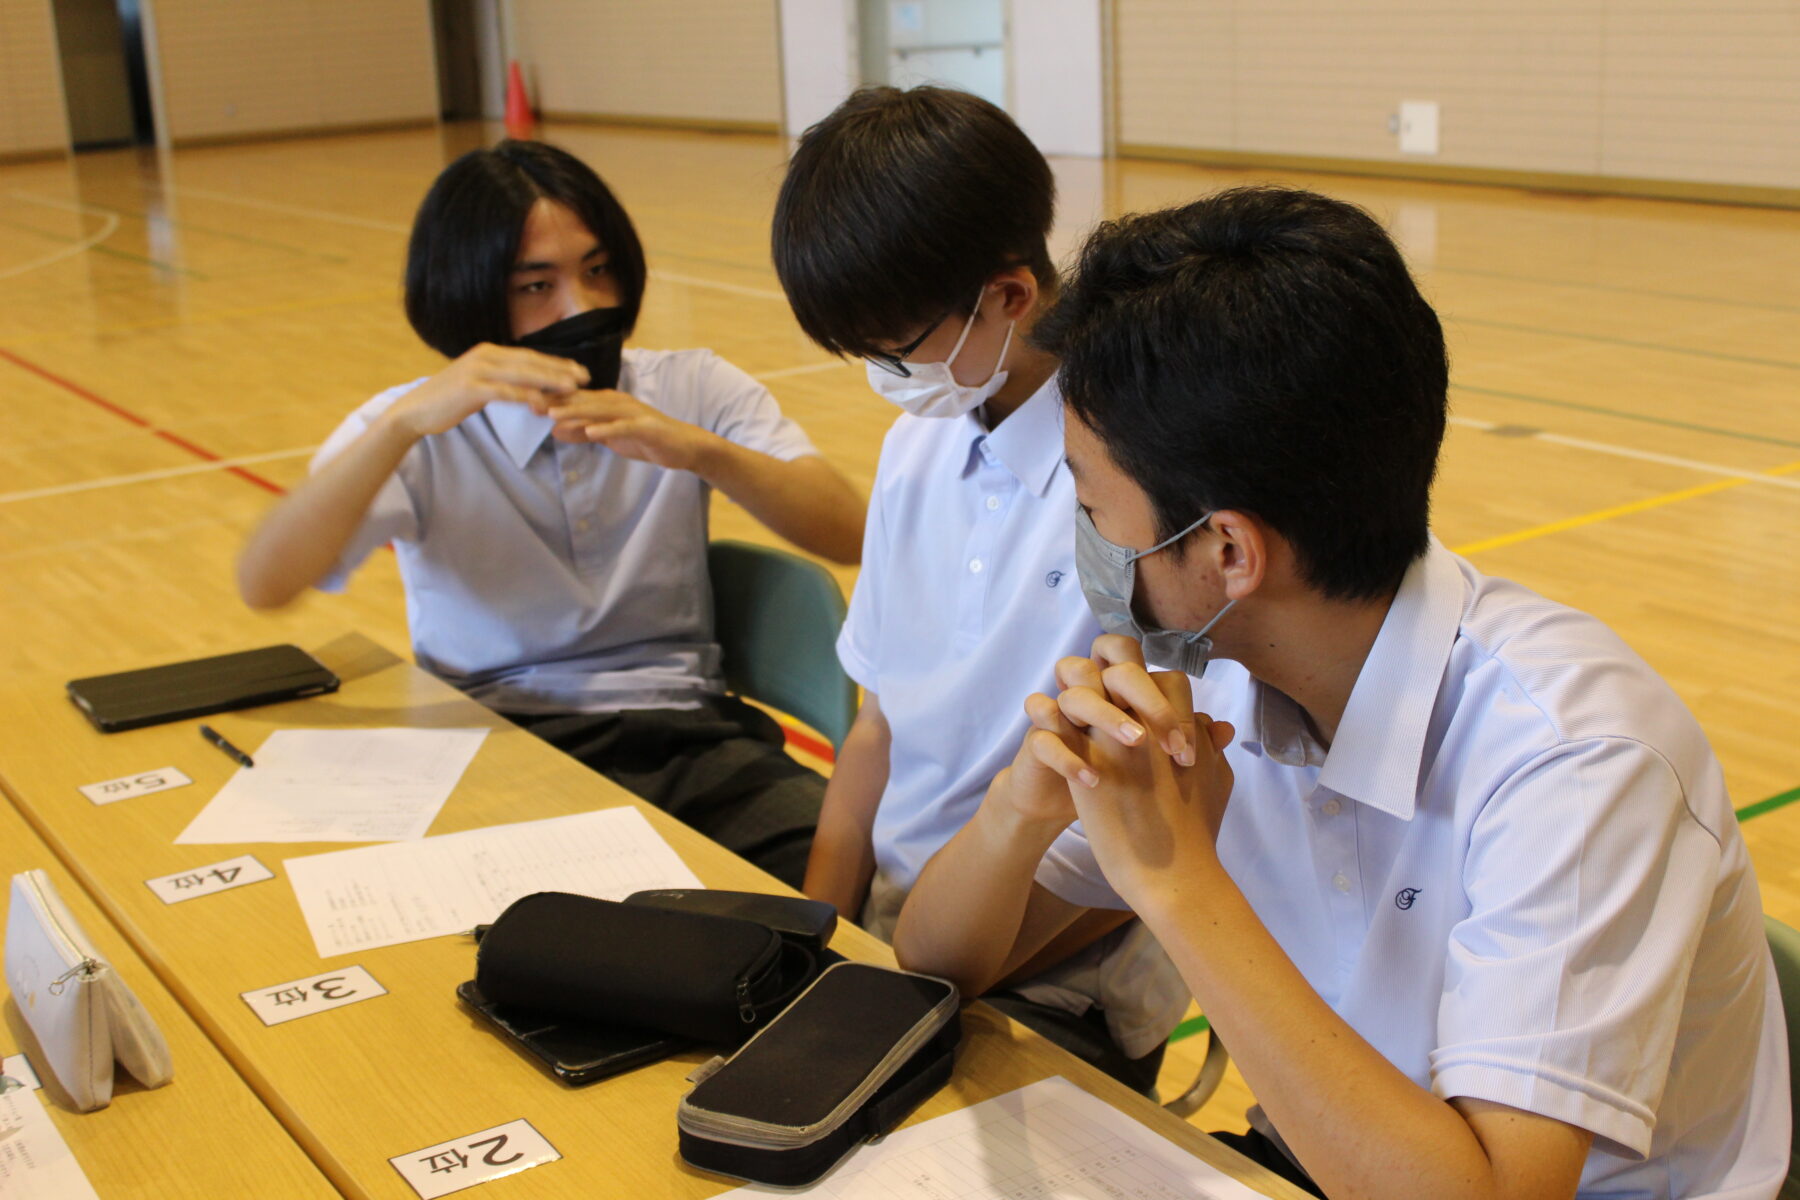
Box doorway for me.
[859,0,1006,110]
[50,0,156,150]
[432,0,508,121]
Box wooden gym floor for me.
[1,121,1796,1131]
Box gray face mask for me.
[1074,503,1238,677]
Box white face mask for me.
[864,289,1014,419]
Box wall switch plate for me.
[1398,100,1439,155]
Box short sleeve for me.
[1429,736,1721,1158]
[1033,822,1133,912]
[689,352,818,462]
[834,469,888,693]
[309,383,427,593]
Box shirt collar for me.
[958,373,1066,498]
[484,401,555,468]
[1312,536,1469,820]
[482,352,636,469]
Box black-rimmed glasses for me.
[863,304,958,378]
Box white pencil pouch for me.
[4,869,172,1111]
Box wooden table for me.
[0,633,1306,1200]
[0,793,340,1197]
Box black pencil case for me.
[473,891,817,1046]
[624,888,837,956]
[677,962,961,1187]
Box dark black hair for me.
[403,139,647,358]
[771,86,1056,358]
[1037,186,1448,602]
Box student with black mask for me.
[238,140,863,888]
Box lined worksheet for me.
[284,806,703,957]
[176,727,489,844]
[716,1076,1271,1200]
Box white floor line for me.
[753,361,852,380]
[165,186,794,304]
[0,193,121,281]
[171,185,412,234]
[0,446,317,506]
[653,270,789,302]
[1448,415,1800,492]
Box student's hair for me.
[403,139,647,358]
[772,86,1056,358]
[1036,187,1448,602]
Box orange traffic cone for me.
[504,60,535,139]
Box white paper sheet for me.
[715,1075,1274,1200]
[175,728,489,844]
[284,806,704,957]
[0,1085,101,1200]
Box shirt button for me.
[564,469,579,484]
[985,495,1001,512]
[1332,872,1351,893]
[1321,798,1341,816]
[969,559,983,574]
[576,519,590,532]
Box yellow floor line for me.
[1455,459,1800,556]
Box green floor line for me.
[1431,264,1800,317]
[1455,317,1800,373]
[1737,785,1800,823]
[1452,383,1800,451]
[1168,1014,1211,1045]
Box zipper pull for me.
[48,958,99,995]
[736,978,756,1023]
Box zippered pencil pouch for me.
[473,891,816,1046]
[4,870,172,1112]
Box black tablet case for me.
[67,644,340,732]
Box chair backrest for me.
[707,539,858,751]
[1765,915,1800,1198]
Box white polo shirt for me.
[838,378,1099,892]
[1038,539,1789,1197]
[312,347,817,714]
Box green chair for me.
[708,539,859,752]
[1765,915,1800,1199]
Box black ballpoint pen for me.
[199,724,255,768]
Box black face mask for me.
[516,306,629,391]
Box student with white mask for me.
[894,189,1788,1199]
[772,86,1187,1094]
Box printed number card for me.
[146,854,273,904]
[242,966,386,1027]
[78,766,191,805]
[391,1119,560,1199]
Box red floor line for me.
[4,344,838,744]
[0,344,285,494]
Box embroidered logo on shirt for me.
[1045,570,1065,588]
[1394,888,1422,910]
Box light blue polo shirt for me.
[839,377,1102,891]
[312,347,818,714]
[1038,539,1788,1196]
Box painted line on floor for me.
[0,447,316,506]
[1168,1015,1211,1045]
[0,206,121,281]
[1453,316,1800,373]
[0,346,285,495]
[1449,415,1800,491]
[1453,383,1800,451]
[1453,458,1800,557]
[1430,263,1800,317]
[1737,785,1800,823]
[12,189,349,264]
[0,352,843,504]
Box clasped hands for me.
[999,634,1237,912]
